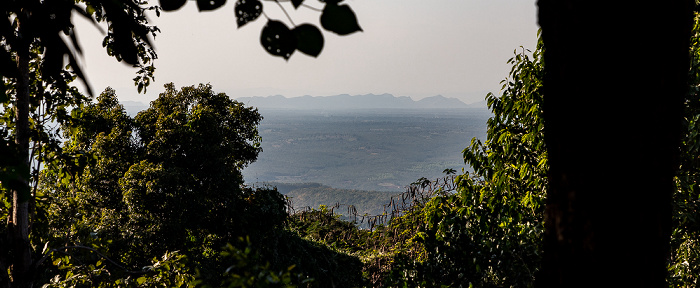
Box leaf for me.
[0,48,17,78]
[291,0,304,9]
[293,24,324,57]
[0,86,7,104]
[112,26,139,65]
[235,0,263,28]
[260,20,297,60]
[159,0,187,11]
[320,3,362,35]
[197,0,226,11]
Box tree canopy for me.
[33,84,295,285]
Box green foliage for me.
[0,0,159,97]
[36,83,270,285]
[385,34,546,288]
[0,44,90,196]
[285,176,455,287]
[668,9,700,287]
[42,251,192,288]
[289,205,373,253]
[199,237,312,288]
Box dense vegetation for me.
[668,10,700,286]
[2,16,700,288]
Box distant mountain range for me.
[235,94,480,110]
[119,94,486,115]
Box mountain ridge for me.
[235,93,474,110]
[118,94,487,115]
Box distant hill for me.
[235,93,471,110]
[120,101,149,116]
[258,182,398,220]
[118,94,482,115]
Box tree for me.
[536,1,694,286]
[37,84,265,274]
[0,1,157,286]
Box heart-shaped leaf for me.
[260,20,297,60]
[291,0,304,9]
[293,24,324,57]
[197,0,226,11]
[320,3,362,35]
[159,0,187,11]
[235,0,263,28]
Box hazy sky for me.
[74,0,539,104]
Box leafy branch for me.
[162,0,362,60]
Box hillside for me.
[270,182,397,217]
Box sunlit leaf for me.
[235,0,263,28]
[320,3,362,35]
[293,24,323,57]
[260,20,297,60]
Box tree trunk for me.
[536,1,693,287]
[9,16,33,288]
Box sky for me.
[73,0,539,105]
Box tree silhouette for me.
[536,1,694,286]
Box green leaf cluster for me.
[203,237,312,288]
[668,8,700,287]
[42,251,192,288]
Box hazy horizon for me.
[73,1,538,105]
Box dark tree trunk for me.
[9,15,33,288]
[536,1,694,287]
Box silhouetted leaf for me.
[235,0,263,28]
[0,48,16,78]
[0,87,7,104]
[113,27,139,65]
[293,24,323,57]
[260,20,297,60]
[41,32,72,81]
[197,0,226,11]
[159,0,187,11]
[291,0,304,9]
[320,3,362,35]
